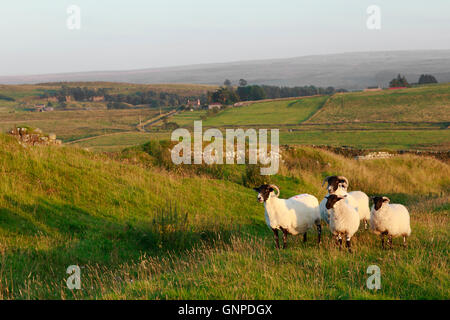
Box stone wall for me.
[8,127,62,146]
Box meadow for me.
[306,84,450,124]
[0,134,448,299]
[168,83,450,152]
[0,109,161,143]
[201,96,329,126]
[1,82,449,152]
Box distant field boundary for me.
[304,145,450,162]
[65,131,135,145]
[174,121,449,130]
[233,94,324,107]
[139,110,178,132]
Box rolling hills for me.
[169,83,450,152]
[306,84,450,124]
[1,50,450,90]
[1,82,449,152]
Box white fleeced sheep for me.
[320,176,371,229]
[370,196,412,249]
[325,194,360,253]
[253,184,321,248]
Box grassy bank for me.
[0,134,448,299]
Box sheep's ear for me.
[253,187,260,192]
[383,197,390,202]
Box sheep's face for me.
[325,176,348,194]
[372,196,390,210]
[253,184,274,203]
[325,194,346,209]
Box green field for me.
[280,129,450,151]
[71,132,169,152]
[202,96,329,126]
[0,82,216,102]
[307,84,450,124]
[1,82,450,152]
[0,109,161,142]
[166,83,450,152]
[0,134,448,299]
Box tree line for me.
[208,79,346,104]
[389,74,438,88]
[40,85,207,108]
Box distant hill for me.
[1,50,450,89]
[306,83,450,124]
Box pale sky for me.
[1,0,449,76]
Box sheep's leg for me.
[336,234,342,250]
[364,219,368,230]
[303,232,307,243]
[346,235,352,253]
[381,231,388,249]
[316,224,322,244]
[280,227,288,249]
[272,228,280,249]
[403,235,408,248]
[388,235,393,249]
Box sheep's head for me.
[322,175,349,194]
[372,196,390,210]
[253,184,280,203]
[325,194,346,209]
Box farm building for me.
[208,103,222,110]
[187,99,201,108]
[364,86,382,92]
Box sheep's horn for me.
[269,184,280,197]
[337,176,349,187]
[322,176,332,187]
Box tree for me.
[208,87,239,105]
[238,79,248,87]
[224,79,232,87]
[418,74,438,85]
[389,74,409,88]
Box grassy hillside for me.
[0,109,161,142]
[280,129,450,151]
[202,96,329,126]
[2,83,449,152]
[0,134,448,299]
[168,84,450,151]
[307,84,450,124]
[0,82,216,101]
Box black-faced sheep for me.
[253,184,321,249]
[370,196,412,249]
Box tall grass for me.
[0,133,448,299]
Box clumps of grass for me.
[150,202,190,251]
[144,201,241,253]
[242,164,270,187]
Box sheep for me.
[320,176,371,230]
[319,175,348,225]
[370,196,412,249]
[253,184,321,249]
[325,194,360,253]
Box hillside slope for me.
[2,50,450,90]
[0,135,448,299]
[306,84,450,124]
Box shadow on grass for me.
[0,196,264,298]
